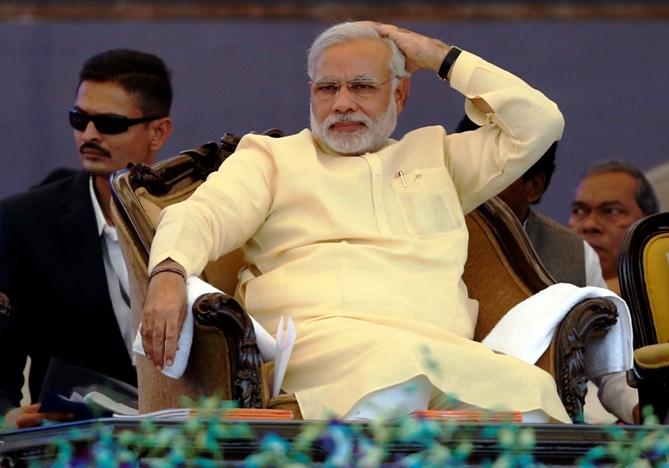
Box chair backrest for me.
[619,211,669,347]
[466,199,555,337]
[111,133,565,410]
[464,198,557,373]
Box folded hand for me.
[141,260,187,369]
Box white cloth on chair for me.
[482,283,633,378]
[133,276,276,378]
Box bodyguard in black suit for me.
[0,49,173,428]
[0,172,135,409]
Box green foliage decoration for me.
[3,397,669,466]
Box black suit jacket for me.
[0,171,136,411]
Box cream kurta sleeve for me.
[148,136,277,275]
[444,51,565,214]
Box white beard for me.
[310,98,397,156]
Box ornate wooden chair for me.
[619,211,669,423]
[110,132,618,422]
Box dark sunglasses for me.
[69,109,162,135]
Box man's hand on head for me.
[141,259,187,370]
[359,21,451,74]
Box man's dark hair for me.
[78,49,172,117]
[454,114,557,202]
[523,142,557,192]
[583,160,660,216]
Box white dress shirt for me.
[584,241,609,289]
[89,178,132,356]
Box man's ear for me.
[526,173,547,204]
[149,117,173,152]
[394,77,410,114]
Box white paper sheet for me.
[272,315,296,397]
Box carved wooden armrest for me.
[192,292,264,409]
[552,297,618,422]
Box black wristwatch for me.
[437,46,462,81]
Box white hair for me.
[307,22,411,80]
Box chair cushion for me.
[643,233,669,343]
[634,342,669,370]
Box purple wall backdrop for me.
[1,20,667,222]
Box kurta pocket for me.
[391,167,463,236]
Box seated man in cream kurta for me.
[141,22,568,422]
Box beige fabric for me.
[149,51,568,422]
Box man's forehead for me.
[313,39,389,78]
[75,80,141,114]
[574,172,639,205]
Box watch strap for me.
[437,46,462,81]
